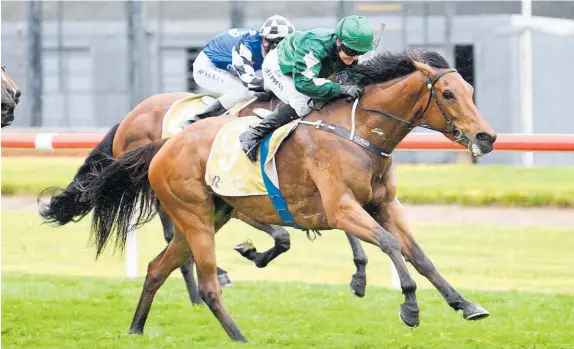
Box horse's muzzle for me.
[469,131,496,157]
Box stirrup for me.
[243,142,261,162]
[239,133,262,161]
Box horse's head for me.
[411,60,496,157]
[1,66,21,128]
[348,50,495,157]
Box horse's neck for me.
[352,73,425,154]
[303,73,424,157]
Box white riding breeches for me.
[192,51,256,109]
[261,48,312,117]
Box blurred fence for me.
[3,132,574,152]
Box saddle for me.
[204,115,298,197]
[162,94,267,139]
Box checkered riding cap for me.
[260,15,295,41]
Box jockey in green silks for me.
[239,15,375,162]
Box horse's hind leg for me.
[129,230,192,334]
[174,196,245,342]
[234,213,368,298]
[376,197,489,321]
[233,213,291,268]
[158,206,203,304]
[346,232,368,298]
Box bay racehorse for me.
[78,49,497,341]
[1,66,21,128]
[38,91,371,303]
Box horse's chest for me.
[369,161,396,204]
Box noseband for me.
[1,66,19,105]
[357,68,464,141]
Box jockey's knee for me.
[290,103,311,118]
[219,88,254,109]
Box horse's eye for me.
[442,90,455,100]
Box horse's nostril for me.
[476,132,495,144]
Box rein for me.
[357,68,462,138]
[300,68,463,158]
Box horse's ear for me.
[411,60,435,77]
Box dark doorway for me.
[455,44,478,163]
[455,44,475,102]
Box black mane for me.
[347,48,450,87]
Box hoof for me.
[463,302,490,321]
[217,273,233,288]
[350,274,366,298]
[399,303,420,328]
[233,241,256,258]
[128,328,143,335]
[190,296,204,305]
[233,335,248,343]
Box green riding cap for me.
[334,15,374,53]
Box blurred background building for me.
[2,0,574,165]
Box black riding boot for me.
[239,104,299,162]
[183,100,227,127]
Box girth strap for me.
[260,131,322,241]
[299,119,391,158]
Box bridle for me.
[1,65,19,108]
[356,68,466,142]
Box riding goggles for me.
[341,44,367,57]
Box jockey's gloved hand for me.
[334,71,352,84]
[340,84,363,102]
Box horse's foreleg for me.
[158,207,203,304]
[233,213,291,268]
[324,193,420,328]
[376,197,489,321]
[129,231,192,334]
[346,232,368,298]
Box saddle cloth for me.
[205,115,298,197]
[161,93,257,138]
